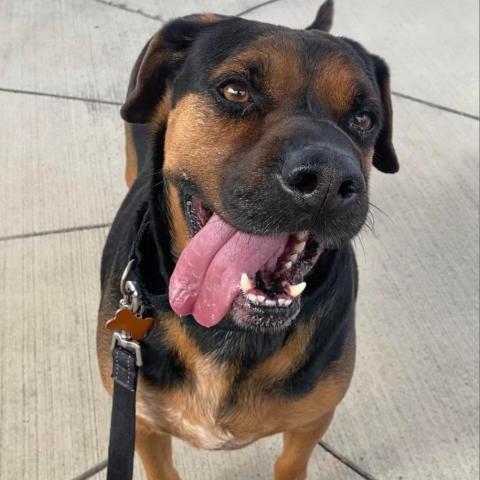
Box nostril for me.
[287,170,319,195]
[338,180,358,200]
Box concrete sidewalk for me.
[0,1,478,479]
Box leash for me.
[105,208,171,480]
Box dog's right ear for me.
[121,15,219,124]
[307,0,334,32]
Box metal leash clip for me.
[120,259,145,317]
[108,260,146,367]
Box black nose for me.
[281,145,365,211]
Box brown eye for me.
[351,112,374,131]
[220,82,251,103]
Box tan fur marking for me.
[315,53,362,117]
[196,13,220,23]
[166,184,190,257]
[275,412,335,480]
[212,34,304,100]
[135,422,180,480]
[124,122,138,187]
[161,312,200,366]
[136,314,240,449]
[249,321,316,383]
[152,88,173,130]
[164,92,259,211]
[363,147,375,175]
[222,327,355,439]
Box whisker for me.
[369,201,390,220]
[355,232,367,262]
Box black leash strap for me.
[106,207,172,480]
[107,342,139,480]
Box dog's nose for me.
[280,145,365,211]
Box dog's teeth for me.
[284,261,293,270]
[247,293,258,304]
[294,241,306,253]
[296,231,309,242]
[287,282,307,298]
[240,273,254,293]
[246,293,267,305]
[265,299,276,307]
[278,299,287,307]
[288,254,298,263]
[284,299,293,306]
[254,295,266,303]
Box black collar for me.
[123,206,172,315]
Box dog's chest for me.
[160,405,249,450]
[137,357,258,450]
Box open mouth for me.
[169,193,322,330]
[232,229,322,330]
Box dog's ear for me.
[371,55,399,174]
[121,15,219,124]
[307,0,334,32]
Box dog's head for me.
[122,1,398,331]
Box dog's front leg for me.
[274,411,335,480]
[136,421,180,480]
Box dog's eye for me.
[219,82,251,103]
[350,112,374,131]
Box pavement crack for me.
[318,441,379,480]
[91,0,164,22]
[0,87,122,107]
[71,460,107,480]
[90,0,283,22]
[0,223,112,242]
[392,91,479,121]
[237,0,282,17]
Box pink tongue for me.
[169,214,288,327]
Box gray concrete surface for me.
[0,1,478,479]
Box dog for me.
[97,1,399,478]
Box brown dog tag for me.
[106,307,154,341]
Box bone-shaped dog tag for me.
[106,307,154,341]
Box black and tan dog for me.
[97,1,398,478]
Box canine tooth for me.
[284,261,293,270]
[294,241,306,253]
[284,299,293,306]
[265,299,276,307]
[247,293,258,303]
[288,254,298,263]
[287,282,307,298]
[296,231,309,242]
[240,273,254,293]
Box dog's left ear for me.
[371,55,399,174]
[121,15,220,124]
[307,0,334,32]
